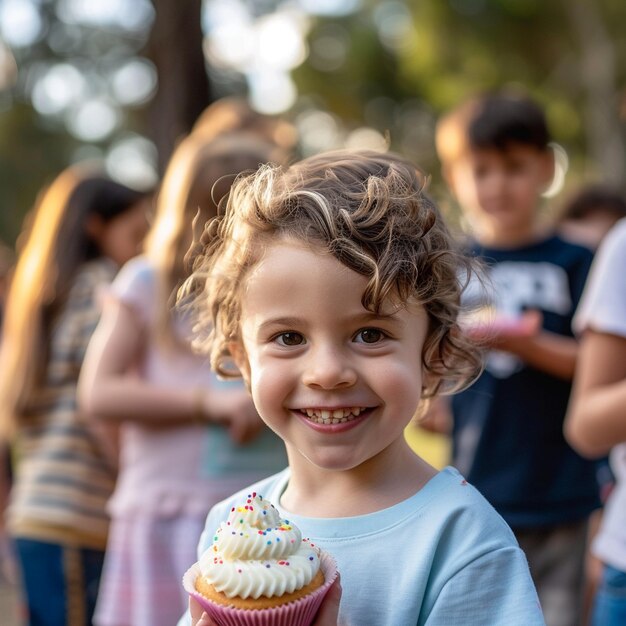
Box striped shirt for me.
[7,258,118,549]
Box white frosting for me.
[198,492,321,599]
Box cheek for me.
[374,356,424,406]
[248,359,289,415]
[512,175,539,199]
[100,226,134,265]
[455,172,481,206]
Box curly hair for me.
[183,149,482,399]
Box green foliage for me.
[293,0,626,201]
[0,104,76,245]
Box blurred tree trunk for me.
[145,0,212,172]
[564,0,625,188]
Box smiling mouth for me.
[298,407,366,425]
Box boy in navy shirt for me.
[435,92,599,626]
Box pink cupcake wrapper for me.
[183,551,338,626]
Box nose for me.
[301,344,357,390]
[483,170,506,197]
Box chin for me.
[300,450,364,472]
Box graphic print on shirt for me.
[467,261,572,378]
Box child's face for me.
[92,199,150,267]
[448,144,554,238]
[232,240,429,474]
[559,210,621,250]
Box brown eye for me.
[355,328,385,344]
[276,332,305,346]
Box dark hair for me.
[560,184,626,222]
[468,93,551,153]
[0,166,148,432]
[56,176,147,284]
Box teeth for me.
[300,407,366,424]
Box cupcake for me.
[183,492,337,626]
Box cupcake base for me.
[183,551,338,626]
[195,569,325,609]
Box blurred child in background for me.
[565,218,626,626]
[78,131,288,626]
[0,242,13,329]
[556,183,626,623]
[0,241,16,617]
[435,92,599,626]
[557,184,626,251]
[0,167,149,625]
[191,96,298,156]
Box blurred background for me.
[0,2,624,624]
[0,0,625,245]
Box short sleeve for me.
[424,548,545,626]
[108,256,156,327]
[573,219,626,338]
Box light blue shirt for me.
[179,467,545,625]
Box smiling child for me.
[180,150,545,625]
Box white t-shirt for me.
[107,256,287,517]
[179,467,544,626]
[573,218,626,571]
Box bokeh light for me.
[247,70,297,115]
[65,97,119,141]
[308,23,349,72]
[255,12,308,71]
[0,0,43,48]
[345,127,389,152]
[111,59,158,107]
[31,63,87,116]
[56,0,154,32]
[296,0,361,17]
[373,1,415,53]
[296,109,342,155]
[105,133,158,190]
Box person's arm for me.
[494,327,577,380]
[78,297,263,442]
[564,330,626,458]
[468,310,577,380]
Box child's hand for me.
[466,309,542,354]
[188,575,342,626]
[203,389,264,444]
[312,574,342,625]
[189,597,214,626]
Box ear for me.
[539,148,556,192]
[228,341,250,385]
